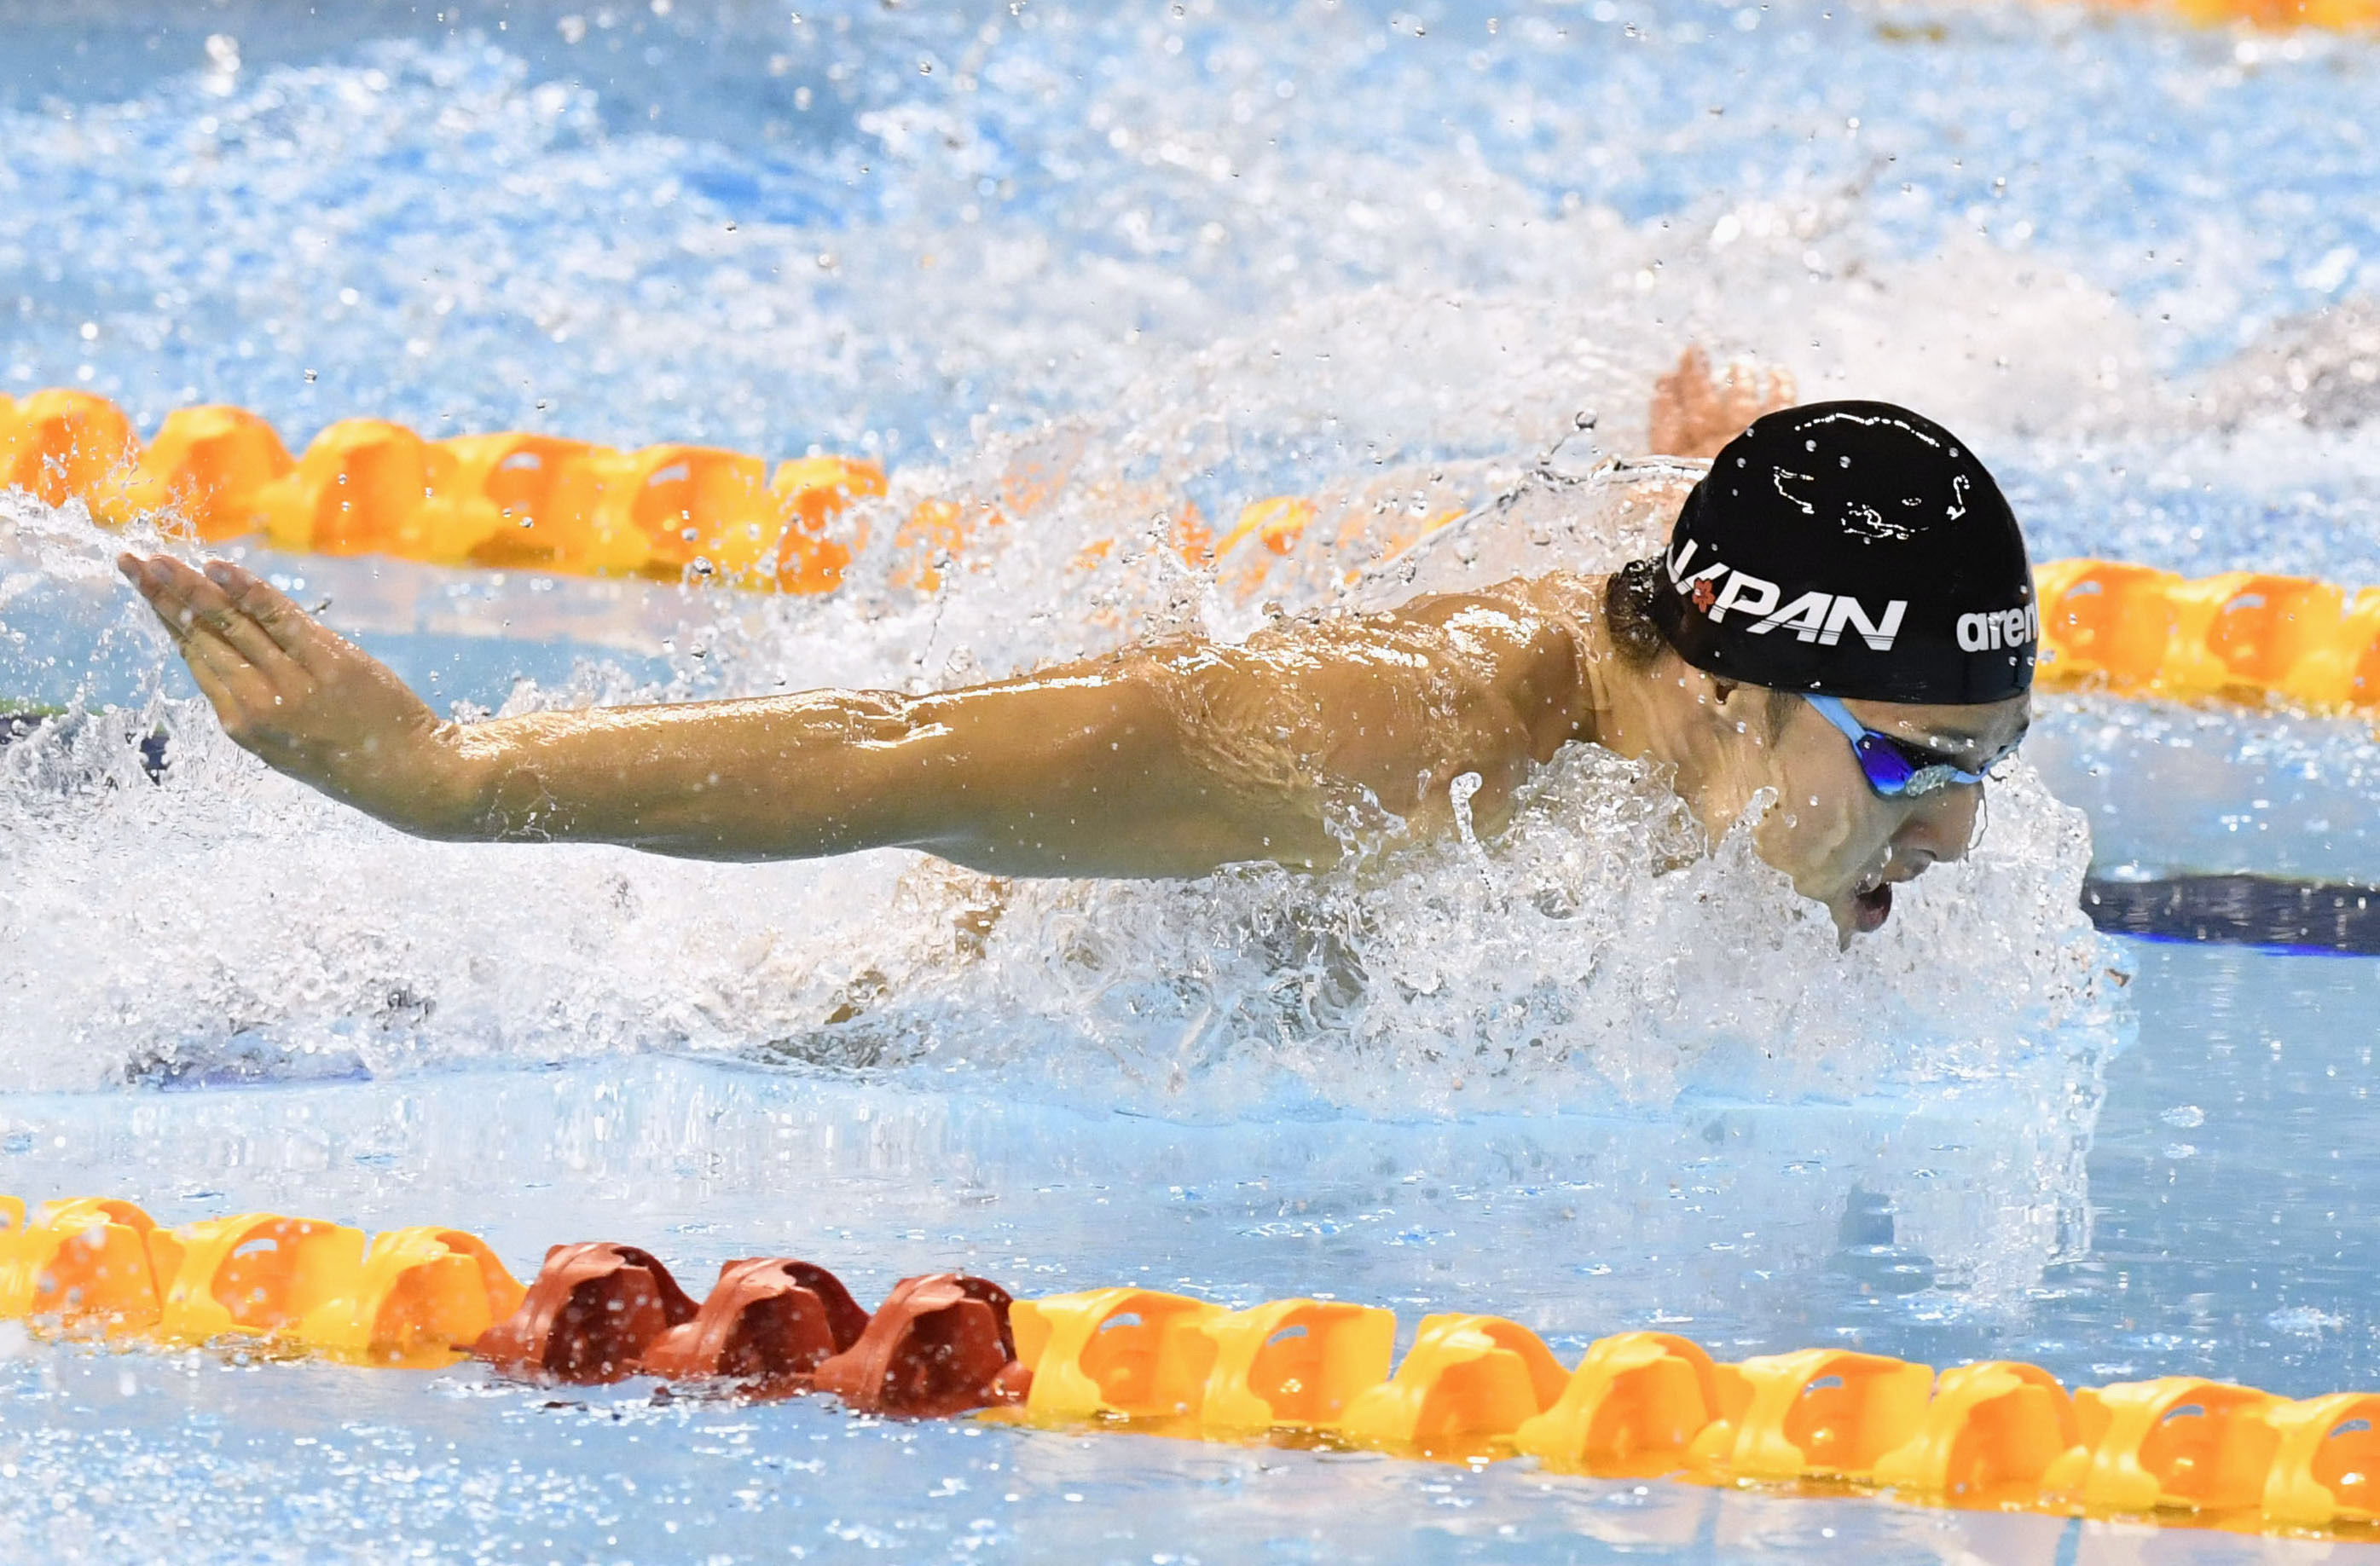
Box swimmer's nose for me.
[1894,787,1981,866]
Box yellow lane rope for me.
[2125,0,2379,26]
[3,1193,2377,1537]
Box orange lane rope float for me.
[4,1196,2380,1537]
[9,387,2380,718]
[2030,557,2380,710]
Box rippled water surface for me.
[3,0,2380,1560]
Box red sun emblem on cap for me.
[1689,578,1717,612]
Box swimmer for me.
[117,392,2034,942]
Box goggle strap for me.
[1805,694,1873,748]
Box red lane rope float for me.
[12,387,2380,718]
[5,1196,2380,1536]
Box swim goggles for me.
[1804,694,2003,798]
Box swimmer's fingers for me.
[117,554,298,734]
[198,558,348,682]
[177,646,243,723]
[134,556,317,694]
[116,553,214,655]
[177,621,283,732]
[1647,346,1717,458]
[1647,346,1798,459]
[142,590,283,733]
[1711,355,1796,424]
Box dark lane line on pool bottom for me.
[2082,874,2380,957]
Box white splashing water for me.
[0,13,2196,1306]
[0,436,2122,1304]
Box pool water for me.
[2,933,2370,1562]
[3,0,2380,1560]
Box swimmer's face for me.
[1740,691,2031,940]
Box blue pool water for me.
[4,0,2380,1560]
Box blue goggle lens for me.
[1810,695,1997,799]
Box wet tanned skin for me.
[117,552,2019,939]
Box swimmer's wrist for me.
[406,723,510,841]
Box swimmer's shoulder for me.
[1494,569,1608,625]
[1117,570,1607,701]
[1379,569,1606,649]
[1371,571,1604,721]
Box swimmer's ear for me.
[1711,679,1742,705]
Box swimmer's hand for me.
[117,554,473,833]
[1647,346,1798,459]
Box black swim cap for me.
[1647,401,2035,705]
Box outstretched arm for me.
[119,554,1587,876]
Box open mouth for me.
[1851,875,1895,933]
